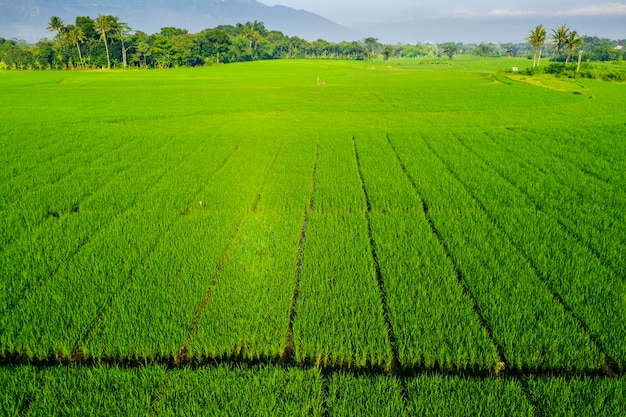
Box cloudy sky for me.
[260,0,626,42]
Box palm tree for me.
[564,30,584,63]
[67,26,86,68]
[94,15,113,68]
[47,16,65,36]
[551,24,570,57]
[242,24,260,51]
[526,25,547,68]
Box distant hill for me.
[0,0,354,42]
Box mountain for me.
[0,0,354,42]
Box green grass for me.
[1,58,625,414]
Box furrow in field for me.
[320,368,332,417]
[433,131,625,371]
[479,127,625,280]
[0,136,203,318]
[379,133,500,372]
[0,136,239,359]
[353,135,400,374]
[293,135,391,369]
[524,126,623,187]
[388,132,603,372]
[284,139,320,363]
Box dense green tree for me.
[363,37,380,60]
[440,42,458,59]
[160,27,189,38]
[1,15,621,71]
[383,45,395,62]
[152,34,174,68]
[241,23,261,56]
[133,31,152,68]
[475,43,496,57]
[197,28,231,64]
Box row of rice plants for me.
[353,133,498,370]
[524,124,625,187]
[0,364,165,416]
[293,135,390,368]
[189,138,317,360]
[80,134,280,360]
[0,122,158,255]
[4,364,621,416]
[0,123,130,212]
[255,136,319,213]
[313,135,366,213]
[526,375,626,416]
[0,128,170,260]
[189,212,303,360]
[327,372,535,417]
[0,133,240,359]
[0,128,205,319]
[480,126,625,277]
[158,365,321,416]
[1,126,140,212]
[437,130,625,370]
[81,213,241,360]
[387,131,603,371]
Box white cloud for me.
[443,9,541,18]
[442,2,626,19]
[562,2,626,16]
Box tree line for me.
[0,15,624,70]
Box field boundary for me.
[282,139,320,364]
[0,354,617,379]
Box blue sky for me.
[260,0,626,42]
[260,1,626,25]
[1,0,624,43]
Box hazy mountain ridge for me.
[0,0,353,42]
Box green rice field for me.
[1,57,625,415]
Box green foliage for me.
[327,372,407,416]
[407,375,535,416]
[159,365,321,416]
[527,376,626,417]
[521,62,626,81]
[0,59,625,414]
